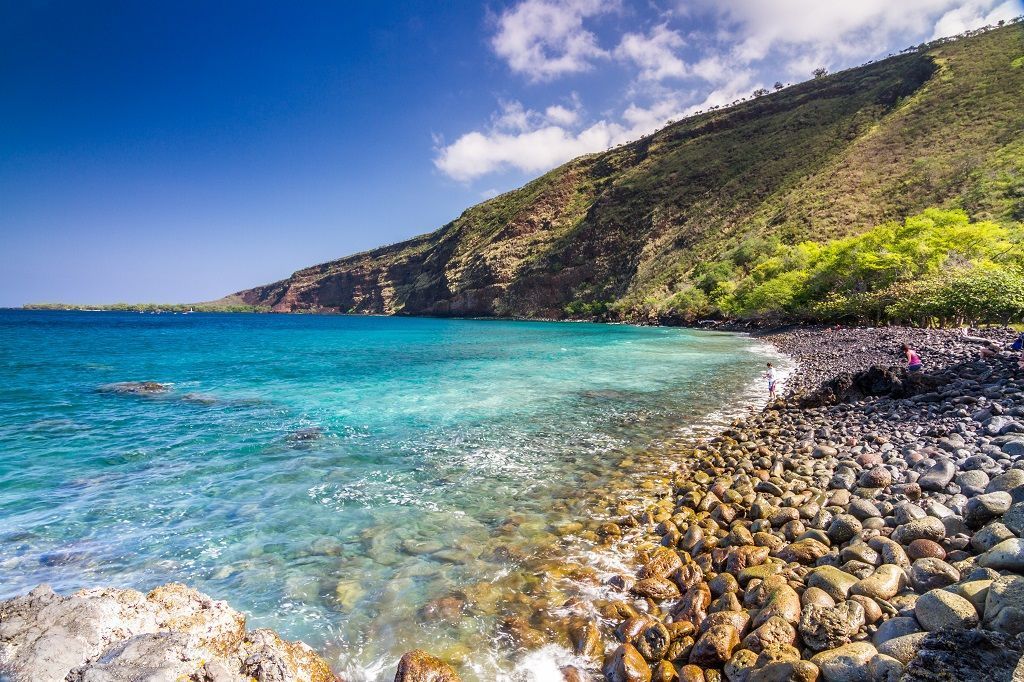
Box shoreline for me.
[4,325,1024,681]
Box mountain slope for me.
[226,23,1024,320]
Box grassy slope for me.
[228,23,1024,319]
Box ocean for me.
[0,310,785,679]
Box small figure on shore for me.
[902,343,923,372]
[764,362,777,398]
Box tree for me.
[813,67,828,79]
[774,81,784,91]
[752,88,769,97]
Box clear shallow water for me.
[0,311,781,679]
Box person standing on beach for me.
[765,362,777,398]
[902,343,923,372]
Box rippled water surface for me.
[0,311,782,679]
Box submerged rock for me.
[394,650,461,681]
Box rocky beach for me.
[5,324,1024,681]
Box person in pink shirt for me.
[902,343,923,372]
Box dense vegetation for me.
[653,209,1024,326]
[213,23,1024,326]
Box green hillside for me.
[227,22,1024,323]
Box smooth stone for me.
[868,653,903,682]
[978,538,1024,572]
[827,515,863,544]
[918,461,955,492]
[1002,502,1024,534]
[872,617,921,647]
[956,470,990,496]
[954,579,993,614]
[913,589,979,631]
[807,566,859,602]
[892,517,945,545]
[746,661,820,682]
[909,558,959,592]
[971,522,1016,553]
[850,564,904,600]
[983,574,1024,635]
[906,539,944,561]
[877,632,929,665]
[810,642,877,682]
[964,491,1012,528]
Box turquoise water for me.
[0,311,779,679]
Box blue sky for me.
[2,0,1020,306]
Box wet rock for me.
[394,650,460,682]
[751,584,801,628]
[639,547,683,579]
[603,644,652,682]
[617,617,671,663]
[776,538,830,564]
[569,620,602,659]
[900,629,1024,682]
[689,623,740,667]
[649,660,677,682]
[740,616,796,653]
[633,576,681,600]
[724,648,757,682]
[913,589,979,631]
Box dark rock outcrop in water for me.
[0,583,339,682]
[219,26,1022,320]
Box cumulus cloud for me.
[614,24,687,80]
[696,0,1019,71]
[434,98,684,182]
[442,0,1021,182]
[932,0,1021,37]
[491,0,616,81]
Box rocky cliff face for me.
[0,583,339,682]
[224,24,1024,320]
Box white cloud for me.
[615,24,688,80]
[695,0,1020,71]
[434,97,684,182]
[491,0,616,81]
[545,104,580,125]
[446,0,1023,183]
[932,0,1021,38]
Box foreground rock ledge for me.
[0,582,340,682]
